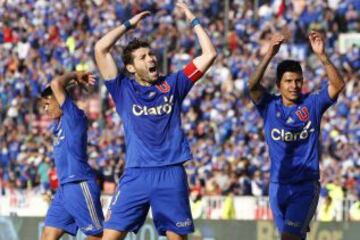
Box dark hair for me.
[276,60,303,86]
[123,39,151,65]
[40,86,53,98]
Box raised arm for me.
[308,31,345,99]
[176,2,217,73]
[94,11,150,80]
[50,71,96,105]
[248,34,285,103]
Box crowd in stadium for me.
[0,0,359,210]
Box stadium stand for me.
[0,0,359,220]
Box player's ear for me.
[37,97,46,109]
[126,64,136,74]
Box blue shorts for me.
[104,164,194,236]
[44,180,104,236]
[269,181,320,239]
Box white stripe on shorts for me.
[80,181,102,229]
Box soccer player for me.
[39,71,104,240]
[248,31,345,240]
[94,2,216,240]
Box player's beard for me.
[148,68,158,82]
[287,90,301,100]
[282,91,301,105]
[136,68,158,85]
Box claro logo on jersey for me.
[132,95,174,116]
[271,121,315,142]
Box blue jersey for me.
[254,85,336,183]
[104,68,197,168]
[52,96,97,184]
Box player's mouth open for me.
[149,66,157,73]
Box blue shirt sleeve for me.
[170,70,194,101]
[60,95,86,124]
[312,84,336,116]
[251,92,274,119]
[104,73,126,103]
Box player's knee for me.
[86,232,103,240]
[281,232,302,240]
[40,232,48,240]
[102,229,128,240]
[166,231,187,240]
[41,228,63,240]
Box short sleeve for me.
[60,95,86,123]
[104,73,127,103]
[173,70,194,100]
[312,84,337,116]
[171,62,204,100]
[251,92,274,119]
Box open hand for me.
[75,72,96,87]
[129,11,151,28]
[176,1,196,22]
[266,33,286,58]
[308,31,325,56]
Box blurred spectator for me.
[37,157,51,194]
[221,192,236,220]
[0,0,358,200]
[318,195,337,222]
[349,196,360,221]
[190,191,205,219]
[48,162,59,194]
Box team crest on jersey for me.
[295,106,309,122]
[155,81,170,93]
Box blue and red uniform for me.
[104,62,202,235]
[44,96,104,236]
[252,85,336,238]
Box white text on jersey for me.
[132,95,174,116]
[271,121,315,142]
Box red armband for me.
[183,62,204,83]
